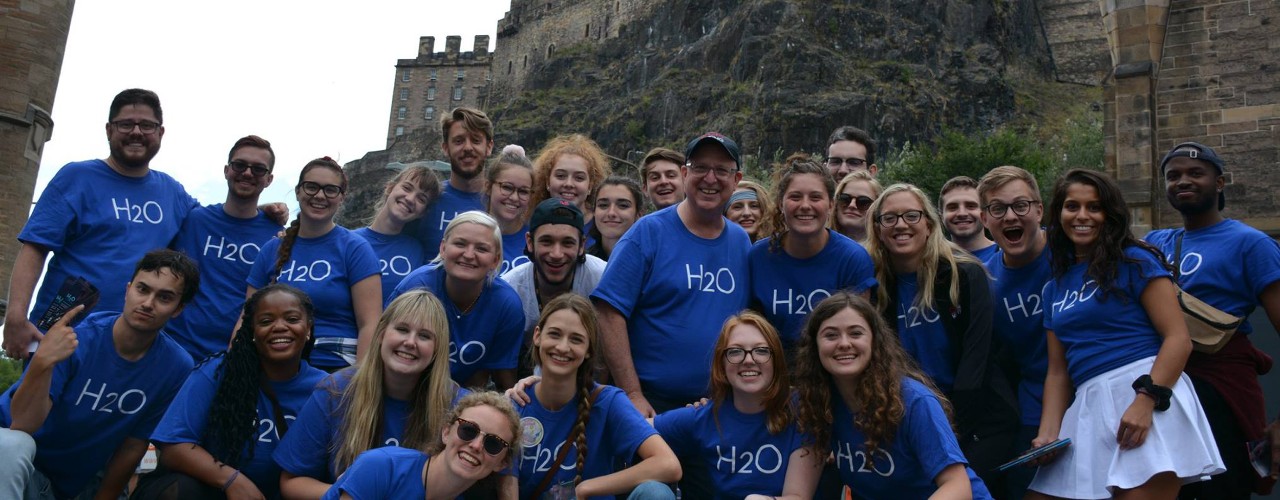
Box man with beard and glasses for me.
[1145,143,1280,499]
[500,198,606,375]
[165,135,284,362]
[940,176,998,262]
[409,107,495,261]
[3,89,199,361]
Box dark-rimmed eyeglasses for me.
[686,164,737,180]
[826,157,867,168]
[229,160,271,178]
[299,181,343,198]
[454,417,510,456]
[496,182,532,201]
[111,120,160,134]
[984,200,1039,218]
[836,193,874,212]
[724,347,772,364]
[876,210,924,228]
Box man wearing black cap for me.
[592,132,750,417]
[1145,142,1280,498]
[502,198,607,370]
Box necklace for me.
[454,291,481,319]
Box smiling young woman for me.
[356,166,440,304]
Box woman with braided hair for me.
[246,157,382,372]
[507,293,680,499]
[652,310,822,499]
[136,284,326,500]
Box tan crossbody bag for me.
[1174,232,1245,354]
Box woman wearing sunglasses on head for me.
[322,391,521,500]
[247,157,382,372]
[653,311,821,499]
[274,290,466,499]
[507,294,680,499]
[830,170,882,244]
[866,184,1020,493]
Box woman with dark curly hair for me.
[136,284,325,500]
[1026,169,1222,498]
[793,292,992,499]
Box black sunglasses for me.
[454,417,510,456]
[229,160,271,178]
[836,193,874,211]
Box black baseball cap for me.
[1160,142,1226,210]
[530,197,584,233]
[684,132,742,169]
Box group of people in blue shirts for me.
[0,88,1277,500]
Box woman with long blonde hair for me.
[726,180,771,243]
[829,170,883,243]
[274,290,463,499]
[865,183,1018,490]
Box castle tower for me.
[385,35,494,153]
[0,0,75,298]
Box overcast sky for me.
[34,0,511,212]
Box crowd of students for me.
[0,88,1277,500]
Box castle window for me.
[427,87,436,101]
[523,55,528,68]
[508,61,513,74]
[399,88,409,101]
[424,106,435,121]
[453,86,464,101]
[401,69,411,82]
[430,69,438,81]
[397,106,407,120]
[456,69,465,80]
[547,44,556,58]
[585,24,590,39]
[395,126,404,136]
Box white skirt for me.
[1028,356,1225,499]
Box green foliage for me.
[879,114,1103,203]
[0,355,22,394]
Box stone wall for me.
[1154,0,1280,232]
[1038,0,1111,85]
[0,0,74,298]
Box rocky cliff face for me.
[488,0,1058,170]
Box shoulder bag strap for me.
[529,385,606,498]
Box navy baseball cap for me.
[1160,142,1226,210]
[530,197,584,233]
[683,132,742,169]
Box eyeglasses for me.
[496,182,532,201]
[826,157,867,168]
[836,193,874,212]
[876,210,925,228]
[984,200,1039,218]
[228,160,271,178]
[454,417,510,456]
[111,120,160,134]
[686,164,737,180]
[724,347,772,364]
[299,181,344,198]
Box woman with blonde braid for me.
[247,157,382,371]
[509,294,680,499]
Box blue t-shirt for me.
[984,247,1052,426]
[500,225,531,277]
[748,230,877,346]
[247,227,380,369]
[150,357,325,499]
[970,244,999,263]
[591,206,751,403]
[409,183,486,261]
[516,383,656,500]
[1147,219,1280,336]
[389,265,525,385]
[353,227,427,305]
[831,378,992,499]
[322,447,429,500]
[1043,246,1167,386]
[0,312,193,498]
[168,204,283,361]
[654,397,809,499]
[19,159,197,328]
[895,273,956,392]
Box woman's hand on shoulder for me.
[505,375,540,406]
